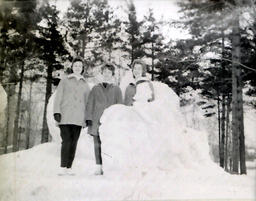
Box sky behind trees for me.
[53,0,188,40]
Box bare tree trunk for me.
[232,8,246,173]
[81,33,86,58]
[176,68,182,96]
[224,96,231,171]
[220,27,225,168]
[26,81,33,149]
[231,11,241,174]
[41,66,53,143]
[231,9,246,174]
[220,95,225,168]
[17,114,23,150]
[131,36,134,66]
[4,84,10,153]
[151,41,154,81]
[238,75,246,174]
[217,90,221,167]
[13,62,24,152]
[108,47,112,62]
[5,83,17,153]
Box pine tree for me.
[122,0,144,66]
[240,21,256,104]
[0,2,16,152]
[13,0,39,152]
[142,9,165,81]
[37,2,69,143]
[96,2,122,62]
[64,0,95,58]
[0,0,39,152]
[177,0,251,174]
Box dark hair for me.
[131,59,147,77]
[101,63,115,76]
[70,57,85,75]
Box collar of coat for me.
[135,77,150,85]
[67,74,86,81]
[99,82,114,88]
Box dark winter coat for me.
[86,83,123,136]
[124,83,136,106]
[53,74,90,127]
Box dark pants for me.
[93,135,102,165]
[59,125,81,168]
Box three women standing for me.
[53,57,90,175]
[53,58,153,176]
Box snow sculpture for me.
[100,81,215,174]
[46,69,217,175]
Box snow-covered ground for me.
[0,81,255,201]
[0,136,255,201]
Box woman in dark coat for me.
[124,59,155,106]
[86,63,123,175]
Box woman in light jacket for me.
[53,57,90,176]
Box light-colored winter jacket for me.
[53,74,90,127]
[86,83,123,136]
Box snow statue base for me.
[100,82,218,174]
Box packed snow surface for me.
[0,81,255,201]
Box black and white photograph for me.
[0,0,255,200]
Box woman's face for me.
[72,61,83,75]
[133,64,143,79]
[102,68,113,82]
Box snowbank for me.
[244,105,256,148]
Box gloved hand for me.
[85,120,92,127]
[54,113,61,123]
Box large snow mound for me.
[100,82,218,173]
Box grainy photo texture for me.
[0,0,256,200]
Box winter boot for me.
[66,168,75,176]
[58,167,68,176]
[94,165,103,175]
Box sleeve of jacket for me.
[85,86,95,121]
[84,83,90,106]
[53,78,65,114]
[84,83,91,120]
[124,84,136,106]
[115,86,123,104]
